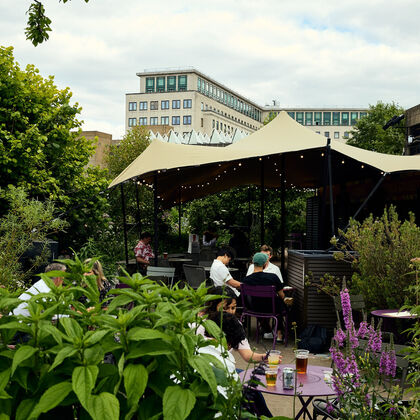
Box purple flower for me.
[326,402,334,414]
[386,350,396,377]
[379,351,388,374]
[340,289,353,330]
[366,324,382,353]
[334,328,346,347]
[357,321,368,338]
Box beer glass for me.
[267,350,281,368]
[265,369,278,386]
[295,349,309,374]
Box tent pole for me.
[280,154,286,275]
[260,158,265,245]
[153,173,159,266]
[327,138,335,238]
[135,181,142,238]
[248,186,252,250]
[178,187,182,243]
[120,184,129,265]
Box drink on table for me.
[295,349,309,374]
[265,369,278,386]
[282,367,294,389]
[267,350,281,368]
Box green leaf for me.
[15,399,37,420]
[60,317,83,340]
[30,382,73,418]
[179,334,195,359]
[188,355,218,397]
[84,345,104,365]
[126,327,171,342]
[126,341,173,359]
[0,369,11,392]
[39,321,63,345]
[123,364,148,407]
[84,329,110,346]
[72,365,98,409]
[88,392,119,420]
[49,346,78,371]
[11,346,37,376]
[162,386,196,420]
[201,320,222,341]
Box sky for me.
[1,0,419,139]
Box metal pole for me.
[178,187,182,242]
[248,186,252,251]
[326,138,335,237]
[135,181,142,238]
[120,184,129,265]
[260,158,265,245]
[153,173,159,265]
[280,154,286,275]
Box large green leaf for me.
[83,329,110,346]
[0,369,10,392]
[162,386,196,420]
[11,346,37,376]
[88,392,119,420]
[49,346,78,371]
[123,363,148,407]
[38,321,64,345]
[72,365,98,409]
[179,334,195,359]
[126,327,171,342]
[126,341,173,359]
[60,317,83,341]
[188,355,218,397]
[15,399,37,420]
[30,382,73,418]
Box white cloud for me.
[1,0,419,138]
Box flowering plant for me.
[329,289,401,419]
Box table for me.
[371,309,417,344]
[240,364,335,420]
[202,266,239,272]
[167,258,193,263]
[371,309,417,319]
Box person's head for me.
[45,263,66,287]
[84,259,107,290]
[252,252,269,270]
[140,232,152,244]
[216,248,233,265]
[260,244,273,260]
[205,286,237,315]
[207,311,246,350]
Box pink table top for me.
[371,309,417,319]
[240,364,336,397]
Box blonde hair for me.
[84,259,107,290]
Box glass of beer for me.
[265,369,278,386]
[267,350,281,368]
[295,349,309,374]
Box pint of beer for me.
[265,369,278,386]
[295,349,309,374]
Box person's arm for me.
[237,348,267,363]
[278,289,285,299]
[227,278,241,289]
[135,255,149,265]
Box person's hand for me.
[284,297,293,306]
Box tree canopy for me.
[348,101,405,155]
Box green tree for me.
[0,46,109,248]
[348,101,405,155]
[263,111,277,125]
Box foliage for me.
[25,0,90,46]
[348,101,405,155]
[305,272,349,298]
[0,256,262,419]
[0,186,67,290]
[263,112,277,126]
[332,206,420,309]
[0,46,109,248]
[330,289,402,419]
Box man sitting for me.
[209,248,241,297]
[134,232,154,274]
[246,244,283,283]
[242,252,285,342]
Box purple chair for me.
[240,284,279,350]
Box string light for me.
[300,155,304,159]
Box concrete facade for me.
[406,104,420,155]
[81,131,115,168]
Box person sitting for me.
[242,252,285,342]
[83,259,113,306]
[246,245,283,283]
[134,232,154,274]
[209,248,241,297]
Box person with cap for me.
[246,244,283,283]
[242,252,285,342]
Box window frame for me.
[172,100,181,109]
[128,102,137,111]
[146,77,155,93]
[183,99,192,109]
[139,117,147,126]
[172,116,180,125]
[161,100,169,110]
[128,118,137,127]
[183,115,192,125]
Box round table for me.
[202,266,239,272]
[167,258,193,263]
[371,309,417,319]
[240,364,335,419]
[371,309,417,344]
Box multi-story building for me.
[126,68,367,142]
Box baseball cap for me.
[253,252,268,267]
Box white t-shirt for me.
[13,279,51,317]
[209,259,239,297]
[247,261,283,283]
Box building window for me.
[139,101,148,110]
[178,75,187,91]
[351,112,358,125]
[334,131,340,139]
[156,77,165,92]
[197,77,201,91]
[161,100,169,110]
[216,121,219,130]
[341,112,349,126]
[128,102,137,111]
[360,112,367,118]
[305,112,313,126]
[161,116,169,125]
[201,118,203,128]
[183,115,192,125]
[150,117,158,125]
[167,76,176,92]
[316,131,321,134]
[323,112,331,125]
[146,77,155,93]
[172,100,180,109]
[324,131,330,138]
[128,118,137,127]
[333,112,340,126]
[296,112,304,124]
[344,131,349,139]
[139,117,147,126]
[183,99,192,108]
[150,101,158,110]
[314,112,322,126]
[287,111,295,119]
[172,116,180,125]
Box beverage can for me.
[283,368,294,389]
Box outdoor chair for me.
[183,264,208,289]
[198,260,213,268]
[146,266,176,287]
[240,284,280,350]
[312,398,339,419]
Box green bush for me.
[0,256,255,419]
